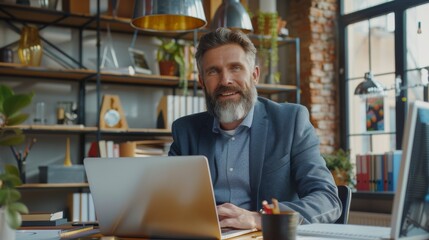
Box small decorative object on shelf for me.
[63,137,72,166]
[9,138,37,183]
[129,47,152,75]
[0,48,13,63]
[18,25,43,67]
[33,101,46,125]
[99,95,128,130]
[57,101,77,125]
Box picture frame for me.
[128,47,152,75]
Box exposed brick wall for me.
[286,0,339,153]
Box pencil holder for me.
[262,211,299,240]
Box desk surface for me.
[80,232,263,240]
[75,232,339,240]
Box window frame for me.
[338,0,429,151]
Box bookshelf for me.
[0,2,301,213]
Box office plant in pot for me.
[322,148,355,188]
[157,38,187,94]
[0,84,33,240]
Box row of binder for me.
[355,150,402,192]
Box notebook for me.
[297,100,429,240]
[84,155,256,239]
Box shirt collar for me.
[212,105,255,133]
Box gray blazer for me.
[169,97,341,223]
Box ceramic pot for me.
[18,25,43,66]
[158,60,177,76]
[0,207,16,240]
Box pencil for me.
[271,198,280,214]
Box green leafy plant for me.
[0,84,33,229]
[256,11,280,83]
[322,148,355,187]
[157,38,187,94]
[0,165,28,229]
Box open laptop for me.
[84,155,256,239]
[298,100,429,240]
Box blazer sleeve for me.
[278,105,342,224]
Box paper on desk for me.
[17,229,61,240]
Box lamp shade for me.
[131,0,207,32]
[354,72,385,97]
[210,0,253,33]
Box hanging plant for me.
[256,11,280,83]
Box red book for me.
[87,142,99,157]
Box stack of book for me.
[21,211,67,226]
[134,139,171,157]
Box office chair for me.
[335,185,352,224]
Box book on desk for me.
[21,210,68,227]
[17,224,99,239]
[21,211,63,221]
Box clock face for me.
[104,109,121,127]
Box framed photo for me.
[128,47,151,75]
[366,97,384,132]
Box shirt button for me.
[229,168,234,172]
[231,137,235,141]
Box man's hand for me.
[217,203,262,230]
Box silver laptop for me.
[298,100,429,240]
[84,155,255,239]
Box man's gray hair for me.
[195,28,257,73]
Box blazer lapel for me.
[197,116,217,183]
[249,100,268,209]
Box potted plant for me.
[322,148,355,188]
[0,84,33,239]
[157,38,187,94]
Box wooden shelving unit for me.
[0,62,299,95]
[0,2,300,198]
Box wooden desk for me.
[78,231,262,240]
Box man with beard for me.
[168,28,341,230]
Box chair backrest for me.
[335,185,352,224]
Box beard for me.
[204,81,257,124]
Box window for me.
[339,1,429,161]
[405,3,429,102]
[342,0,393,15]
